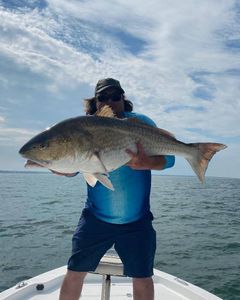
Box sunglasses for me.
[96,91,122,102]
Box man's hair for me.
[84,96,133,115]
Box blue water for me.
[0,172,239,300]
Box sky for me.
[0,0,239,179]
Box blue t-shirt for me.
[85,112,175,224]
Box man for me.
[59,78,175,300]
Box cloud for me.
[0,6,98,90]
[0,125,38,145]
[0,1,239,177]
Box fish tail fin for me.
[186,143,227,183]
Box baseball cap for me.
[95,78,125,95]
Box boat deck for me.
[0,255,222,300]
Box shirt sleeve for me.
[163,155,175,169]
[133,114,157,127]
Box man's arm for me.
[126,142,175,170]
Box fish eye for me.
[36,142,49,150]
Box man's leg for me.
[59,270,87,300]
[133,277,154,300]
[62,209,115,300]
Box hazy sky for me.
[0,0,239,179]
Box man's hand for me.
[126,142,166,170]
[125,142,152,170]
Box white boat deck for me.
[0,256,222,300]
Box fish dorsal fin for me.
[126,118,176,139]
[95,106,115,118]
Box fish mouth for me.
[19,147,50,167]
[25,159,51,167]
[19,143,50,166]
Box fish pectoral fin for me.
[83,173,98,187]
[90,152,109,175]
[94,174,115,191]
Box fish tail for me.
[186,143,227,182]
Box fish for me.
[19,106,227,190]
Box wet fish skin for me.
[19,111,227,190]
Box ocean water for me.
[0,172,239,300]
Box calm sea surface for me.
[0,172,239,300]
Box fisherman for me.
[58,78,175,300]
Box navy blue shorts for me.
[67,209,156,278]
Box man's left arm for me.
[126,142,175,170]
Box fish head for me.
[19,127,74,168]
